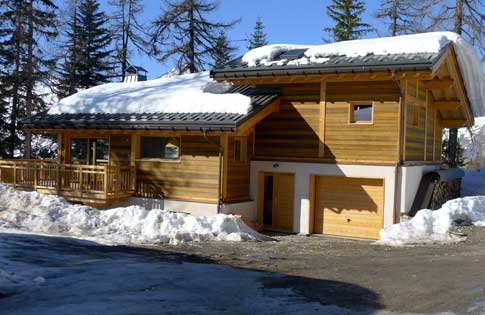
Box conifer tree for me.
[76,0,113,89]
[150,0,239,73]
[211,30,236,68]
[247,17,268,50]
[0,0,57,158]
[109,0,149,81]
[56,0,82,98]
[323,0,373,42]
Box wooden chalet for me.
[0,33,482,239]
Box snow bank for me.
[48,72,251,115]
[0,184,269,245]
[242,32,485,117]
[378,197,485,246]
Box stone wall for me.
[430,178,462,210]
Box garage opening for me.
[313,176,384,239]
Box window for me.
[350,103,373,123]
[70,138,109,165]
[140,137,180,160]
[234,137,247,162]
[71,138,88,163]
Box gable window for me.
[350,103,373,123]
[140,137,180,160]
[234,137,247,162]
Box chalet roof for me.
[22,86,280,131]
[211,50,444,78]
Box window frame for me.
[233,137,247,163]
[349,102,374,124]
[139,136,182,162]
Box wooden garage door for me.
[314,176,384,239]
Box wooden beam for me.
[235,98,280,136]
[424,78,454,90]
[432,100,461,111]
[440,119,467,128]
[318,81,327,158]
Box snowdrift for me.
[0,184,269,245]
[48,72,251,115]
[243,32,485,117]
[378,197,485,246]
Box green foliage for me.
[211,30,236,68]
[323,0,373,42]
[247,17,268,50]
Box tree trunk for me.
[24,0,34,159]
[391,0,398,36]
[448,0,464,168]
[188,0,196,73]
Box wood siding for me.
[110,135,131,166]
[136,136,220,203]
[224,135,252,202]
[255,84,320,158]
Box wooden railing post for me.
[13,163,16,188]
[33,162,38,189]
[56,163,61,194]
[104,166,109,197]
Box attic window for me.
[350,103,373,123]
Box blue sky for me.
[104,1,382,79]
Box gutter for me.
[392,69,405,224]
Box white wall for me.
[398,165,440,215]
[250,161,398,234]
[109,197,218,216]
[222,201,256,218]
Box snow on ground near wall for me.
[48,71,251,115]
[242,32,485,117]
[0,184,269,245]
[378,197,485,246]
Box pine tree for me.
[374,0,425,36]
[323,0,374,42]
[56,0,82,98]
[211,30,236,68]
[76,0,113,89]
[247,17,268,50]
[109,0,149,81]
[150,0,239,73]
[0,0,57,158]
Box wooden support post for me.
[318,81,327,158]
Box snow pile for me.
[0,269,26,296]
[48,72,251,115]
[378,197,485,246]
[0,184,269,245]
[242,32,485,117]
[462,168,485,197]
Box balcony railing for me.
[0,160,136,206]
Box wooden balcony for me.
[0,160,136,207]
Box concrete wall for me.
[110,197,218,216]
[250,161,398,234]
[397,165,440,216]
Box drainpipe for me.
[392,69,404,224]
[203,129,224,214]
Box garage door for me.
[314,176,384,239]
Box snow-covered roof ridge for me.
[48,72,252,115]
[241,32,485,117]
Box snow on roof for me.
[48,72,251,115]
[242,32,485,117]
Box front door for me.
[70,138,109,165]
[259,172,294,232]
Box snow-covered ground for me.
[0,184,269,245]
[48,71,251,115]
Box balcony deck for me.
[0,160,136,207]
